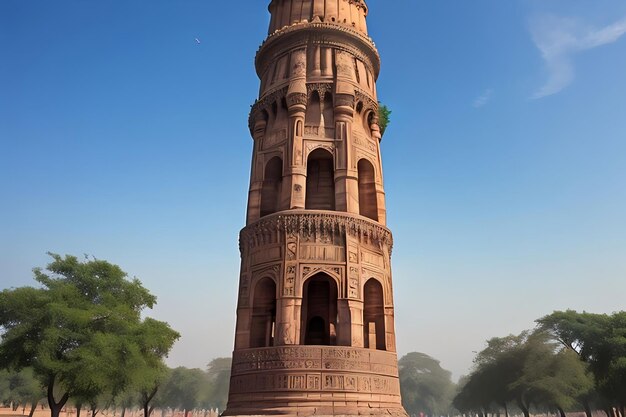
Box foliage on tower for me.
[378,103,391,136]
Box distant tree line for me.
[454,311,626,417]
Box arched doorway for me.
[250,278,277,348]
[306,149,335,211]
[260,157,283,217]
[363,279,386,350]
[301,273,338,345]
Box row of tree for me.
[454,311,626,417]
[0,361,231,417]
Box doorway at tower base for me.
[222,346,408,417]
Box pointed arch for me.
[306,148,335,210]
[250,278,277,348]
[301,273,338,346]
[358,158,378,221]
[260,156,283,217]
[363,278,386,350]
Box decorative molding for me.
[286,92,307,108]
[249,85,289,133]
[306,82,332,101]
[354,87,378,115]
[256,22,380,80]
[240,210,393,254]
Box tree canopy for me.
[398,352,455,416]
[0,254,179,417]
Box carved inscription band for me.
[230,346,401,396]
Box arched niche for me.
[250,278,277,348]
[260,156,283,217]
[301,273,338,346]
[358,158,378,221]
[363,278,386,350]
[306,148,335,211]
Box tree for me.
[398,352,455,416]
[0,368,45,415]
[454,331,594,417]
[538,310,626,417]
[203,358,231,411]
[0,253,179,417]
[510,332,594,417]
[158,367,207,417]
[133,318,180,417]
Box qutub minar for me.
[224,1,408,416]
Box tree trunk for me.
[28,403,38,417]
[142,386,159,417]
[12,403,19,412]
[557,407,566,417]
[582,400,593,417]
[620,405,625,417]
[77,404,83,417]
[121,408,126,417]
[47,376,69,417]
[517,399,530,417]
[184,410,191,417]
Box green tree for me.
[133,318,180,417]
[203,358,231,411]
[538,310,626,417]
[378,103,391,136]
[158,367,207,417]
[398,352,455,416]
[455,331,594,417]
[0,254,179,417]
[0,368,45,415]
[509,333,594,417]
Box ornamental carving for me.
[240,211,392,253]
[249,85,289,133]
[306,82,332,101]
[291,49,307,77]
[257,22,380,76]
[286,92,307,108]
[355,87,378,115]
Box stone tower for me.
[224,1,407,416]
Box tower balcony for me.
[240,209,393,256]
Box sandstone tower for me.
[224,1,407,416]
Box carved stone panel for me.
[284,262,297,296]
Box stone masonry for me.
[223,1,408,416]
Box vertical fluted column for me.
[246,117,267,224]
[286,48,308,210]
[334,50,358,213]
[370,115,387,225]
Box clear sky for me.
[1,0,625,381]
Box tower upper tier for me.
[268,0,369,35]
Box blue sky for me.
[1,0,625,380]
